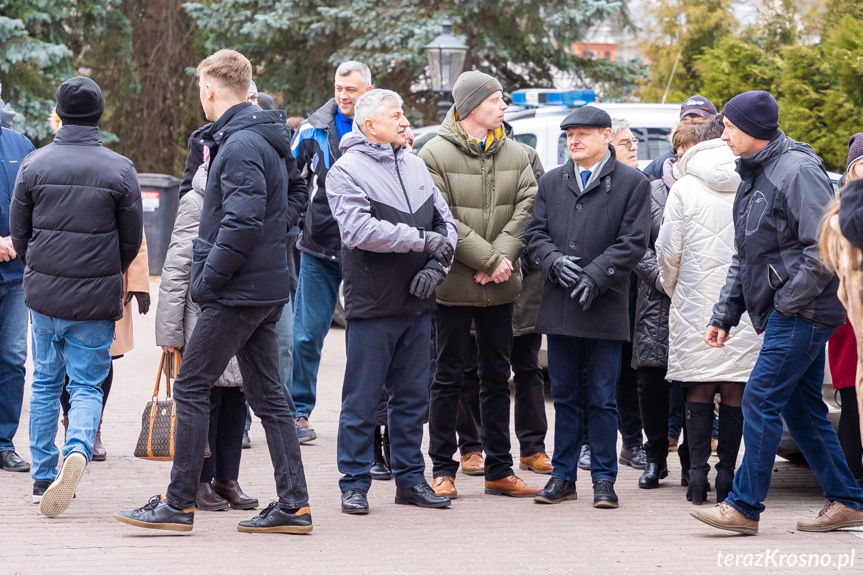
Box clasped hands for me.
[551,255,599,311]
[474,258,514,285]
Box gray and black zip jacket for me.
[710,131,844,334]
[326,128,457,320]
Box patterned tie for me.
[580,169,591,189]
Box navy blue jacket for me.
[190,102,292,307]
[292,99,343,262]
[0,124,35,284]
[10,125,142,321]
[711,132,844,334]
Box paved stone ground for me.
[2,280,862,574]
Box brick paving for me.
[2,280,862,574]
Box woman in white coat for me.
[656,115,762,505]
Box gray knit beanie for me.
[452,70,502,119]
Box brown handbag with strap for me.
[134,351,210,461]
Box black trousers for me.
[457,333,548,457]
[617,341,643,449]
[637,366,670,464]
[165,302,308,510]
[61,363,113,417]
[200,386,247,482]
[838,386,863,479]
[430,303,514,481]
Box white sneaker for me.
[39,452,86,517]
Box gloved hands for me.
[125,291,151,315]
[550,255,583,288]
[570,275,599,311]
[410,264,446,300]
[423,231,454,266]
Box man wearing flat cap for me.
[691,90,863,535]
[10,76,143,517]
[526,105,649,508]
[418,69,540,499]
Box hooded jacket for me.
[326,128,457,320]
[292,98,343,261]
[709,131,844,334]
[0,123,34,284]
[156,164,243,387]
[418,106,536,307]
[190,103,291,307]
[657,139,762,382]
[10,125,142,321]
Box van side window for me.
[558,132,569,166]
[514,134,537,149]
[645,128,672,160]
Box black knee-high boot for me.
[685,401,714,505]
[715,403,743,503]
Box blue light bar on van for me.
[511,89,596,107]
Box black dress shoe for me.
[237,501,313,534]
[370,461,392,481]
[341,488,369,515]
[592,480,619,509]
[115,495,194,531]
[638,462,669,489]
[619,446,647,470]
[394,483,451,508]
[0,450,30,472]
[534,477,577,504]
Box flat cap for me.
[560,106,612,130]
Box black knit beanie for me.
[722,91,779,141]
[56,76,104,127]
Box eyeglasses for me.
[615,138,639,149]
[247,94,258,103]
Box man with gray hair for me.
[290,61,372,443]
[327,89,457,514]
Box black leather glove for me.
[409,264,446,300]
[125,291,151,315]
[570,275,599,311]
[423,231,454,266]
[550,255,583,288]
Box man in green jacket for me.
[418,70,538,499]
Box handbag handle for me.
[152,351,183,399]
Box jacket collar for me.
[736,130,786,179]
[563,145,617,195]
[437,105,506,158]
[53,125,102,146]
[308,99,339,130]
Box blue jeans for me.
[725,312,863,521]
[246,296,297,430]
[338,314,431,492]
[0,281,27,452]
[546,335,621,484]
[291,252,341,419]
[28,312,113,481]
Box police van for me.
[413,89,682,170]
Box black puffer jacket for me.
[9,125,143,321]
[632,179,671,369]
[190,103,292,307]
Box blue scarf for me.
[335,108,353,140]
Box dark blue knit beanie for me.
[722,91,779,141]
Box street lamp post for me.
[424,17,468,123]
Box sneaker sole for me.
[797,519,863,532]
[32,495,42,504]
[39,453,85,518]
[534,493,577,504]
[394,497,451,508]
[519,463,553,475]
[114,513,193,532]
[236,523,313,534]
[298,432,317,444]
[690,510,757,535]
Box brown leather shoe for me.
[690,502,758,535]
[196,481,230,511]
[460,452,484,476]
[432,476,457,499]
[212,479,259,510]
[484,474,542,497]
[91,418,106,462]
[668,436,679,452]
[797,500,863,532]
[519,452,553,474]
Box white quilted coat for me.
[656,139,762,382]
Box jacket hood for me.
[208,103,292,158]
[308,98,339,130]
[437,105,505,157]
[678,139,741,193]
[338,127,404,163]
